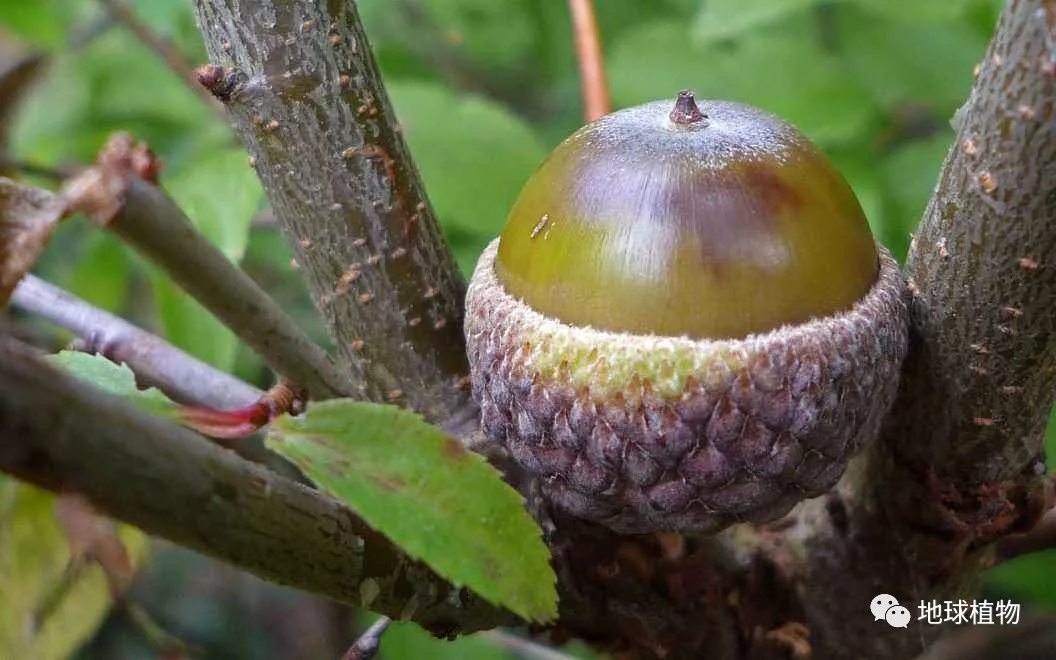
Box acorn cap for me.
[465,94,909,534]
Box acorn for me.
[464,91,908,534]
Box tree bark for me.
[193,0,473,424]
[790,2,1056,657]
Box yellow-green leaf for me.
[0,477,149,660]
[46,351,177,420]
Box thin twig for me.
[567,0,610,122]
[110,181,356,400]
[61,138,356,402]
[95,0,226,119]
[0,335,513,633]
[482,630,581,660]
[10,273,262,409]
[340,617,391,660]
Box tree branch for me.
[782,2,1056,657]
[10,273,262,409]
[867,0,1056,568]
[63,140,356,402]
[111,180,355,400]
[193,0,473,424]
[0,334,512,634]
[889,0,1056,491]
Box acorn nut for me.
[465,91,909,534]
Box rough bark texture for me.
[193,0,473,424]
[0,335,512,634]
[792,2,1056,657]
[894,0,1056,489]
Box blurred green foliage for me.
[1,0,1054,657]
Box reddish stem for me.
[568,0,610,122]
[180,380,306,439]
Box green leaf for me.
[388,82,547,273]
[270,400,558,623]
[609,20,876,145]
[8,51,96,166]
[149,146,263,371]
[692,0,825,43]
[61,232,131,313]
[0,479,149,660]
[845,0,975,23]
[164,146,263,263]
[0,0,78,50]
[361,0,535,75]
[985,550,1056,611]
[46,351,177,419]
[10,28,222,169]
[833,6,988,115]
[877,132,953,260]
[122,0,209,64]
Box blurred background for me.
[0,0,1053,658]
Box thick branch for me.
[10,274,262,409]
[867,0,1056,562]
[193,0,472,423]
[0,335,510,634]
[891,1,1056,487]
[785,3,1056,657]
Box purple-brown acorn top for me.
[465,92,909,534]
